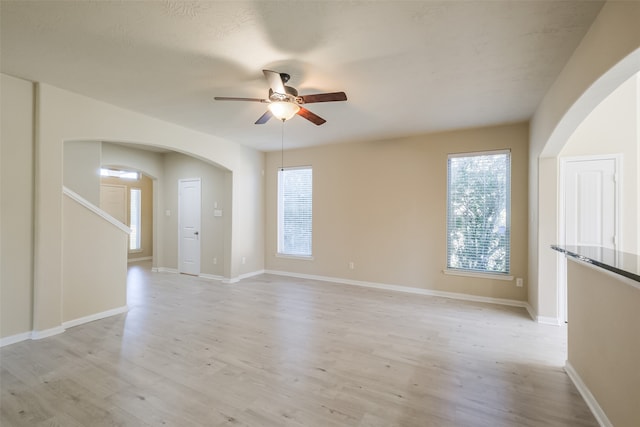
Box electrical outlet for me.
[241,257,246,265]
[349,261,355,270]
[516,278,524,287]
[213,257,217,265]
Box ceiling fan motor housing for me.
[215,69,346,125]
[268,87,299,102]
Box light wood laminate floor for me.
[1,262,597,426]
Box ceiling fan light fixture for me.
[268,101,300,121]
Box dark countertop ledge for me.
[551,245,640,283]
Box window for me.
[278,167,312,257]
[129,188,142,251]
[100,168,139,180]
[447,150,510,275]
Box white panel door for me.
[179,179,201,276]
[100,184,127,224]
[564,159,617,249]
[561,156,618,323]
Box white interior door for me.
[560,156,619,322]
[100,184,127,224]
[179,179,201,275]
[564,158,617,249]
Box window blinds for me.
[278,167,312,257]
[447,151,510,274]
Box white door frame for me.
[178,178,201,275]
[558,153,622,323]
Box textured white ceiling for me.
[1,1,604,151]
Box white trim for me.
[2,306,125,346]
[443,269,514,281]
[265,270,529,310]
[62,306,128,329]
[128,256,152,263]
[31,326,66,340]
[524,303,537,322]
[0,332,32,348]
[238,269,266,281]
[63,186,131,234]
[221,270,266,284]
[276,253,314,261]
[565,362,613,427]
[152,267,179,274]
[199,273,224,281]
[523,302,561,325]
[536,315,562,326]
[448,148,511,158]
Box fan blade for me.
[214,97,268,103]
[255,110,273,125]
[263,69,286,95]
[299,92,347,104]
[297,107,326,126]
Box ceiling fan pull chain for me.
[281,119,285,172]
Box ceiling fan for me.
[214,70,347,126]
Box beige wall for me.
[62,195,128,322]
[101,174,154,261]
[529,1,640,321]
[560,73,639,254]
[63,140,101,206]
[567,259,640,427]
[6,77,264,336]
[266,123,529,301]
[162,152,231,277]
[1,74,34,338]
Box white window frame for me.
[129,187,142,252]
[101,168,140,180]
[445,149,512,280]
[277,166,313,259]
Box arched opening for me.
[533,46,640,324]
[63,140,234,281]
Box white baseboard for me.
[565,362,612,427]
[31,326,66,340]
[265,270,530,310]
[523,303,562,325]
[238,269,266,281]
[199,273,224,281]
[1,307,129,348]
[62,305,128,329]
[0,331,33,348]
[152,267,179,274]
[152,266,258,284]
[128,256,152,263]
[524,303,537,321]
[222,270,266,284]
[537,315,562,326]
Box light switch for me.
[214,209,223,217]
[165,210,171,217]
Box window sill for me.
[129,249,143,254]
[443,269,513,281]
[276,253,314,261]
